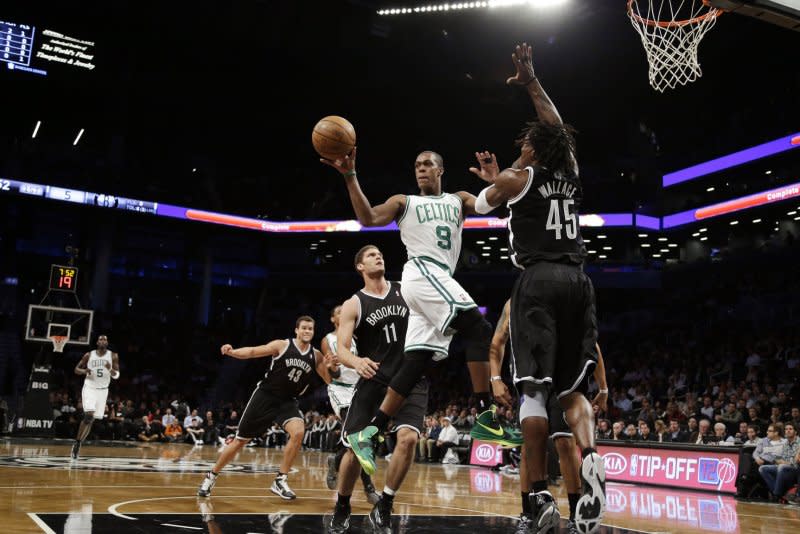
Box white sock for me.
[383,486,396,496]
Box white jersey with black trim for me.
[84,350,113,389]
[325,332,359,386]
[398,193,463,274]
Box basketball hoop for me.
[627,0,722,92]
[49,335,68,353]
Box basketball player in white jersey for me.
[72,334,120,459]
[321,148,521,475]
[322,305,380,503]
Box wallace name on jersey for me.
[537,180,578,199]
[364,304,408,326]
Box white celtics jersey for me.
[325,332,359,386]
[398,193,463,273]
[85,350,112,389]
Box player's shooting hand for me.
[506,42,535,86]
[592,390,608,412]
[220,344,233,356]
[491,379,513,410]
[354,357,379,379]
[468,151,500,184]
[320,147,357,176]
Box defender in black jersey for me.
[469,43,605,534]
[327,245,427,534]
[197,316,329,501]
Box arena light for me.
[729,220,739,225]
[660,248,670,253]
[598,255,607,259]
[692,232,700,237]
[488,236,498,240]
[700,236,708,241]
[668,243,678,247]
[602,246,612,250]
[641,243,651,248]
[597,234,607,239]
[588,249,597,253]
[658,237,668,241]
[789,211,797,216]
[73,128,85,146]
[652,253,661,258]
[638,234,648,238]
[752,218,761,223]
[583,238,591,242]
[706,187,715,192]
[32,120,41,139]
[378,0,566,16]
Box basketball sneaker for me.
[575,450,606,534]
[327,503,351,534]
[530,490,560,534]
[514,513,533,534]
[270,474,297,500]
[368,499,392,534]
[346,426,382,476]
[364,482,381,505]
[567,519,580,534]
[197,471,218,497]
[326,454,338,490]
[470,405,523,447]
[70,440,81,460]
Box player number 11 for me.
[382,323,398,343]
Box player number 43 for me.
[546,199,577,240]
[287,368,303,383]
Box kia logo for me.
[474,472,494,493]
[475,444,495,462]
[603,452,627,476]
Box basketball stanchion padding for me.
[628,0,723,92]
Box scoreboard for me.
[0,19,95,77]
[0,21,34,68]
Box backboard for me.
[25,305,94,346]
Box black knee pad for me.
[83,413,95,424]
[449,308,491,362]
[389,350,430,397]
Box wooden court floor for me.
[1,439,798,533]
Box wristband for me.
[599,388,608,394]
[343,170,357,178]
[490,376,503,382]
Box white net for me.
[50,336,68,353]
[628,0,721,92]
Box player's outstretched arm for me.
[74,353,90,376]
[336,296,379,379]
[320,336,341,379]
[489,300,513,409]
[321,147,406,226]
[220,339,288,359]
[591,343,608,412]
[507,42,563,126]
[468,149,529,211]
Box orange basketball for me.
[312,115,356,161]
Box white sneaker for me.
[384,453,393,461]
[270,474,296,500]
[197,471,218,497]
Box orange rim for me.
[627,0,722,28]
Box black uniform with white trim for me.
[507,165,598,398]
[236,339,314,439]
[343,282,428,439]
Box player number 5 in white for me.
[382,323,398,343]
[546,198,577,240]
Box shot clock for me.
[49,264,77,292]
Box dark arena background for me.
[1,1,799,533]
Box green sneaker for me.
[346,426,382,476]
[470,405,523,448]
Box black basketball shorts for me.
[342,378,428,445]
[509,261,598,399]
[236,387,303,440]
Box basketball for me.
[312,116,356,161]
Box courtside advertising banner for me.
[598,444,739,494]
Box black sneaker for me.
[70,440,81,460]
[514,513,533,534]
[197,471,218,497]
[368,500,392,534]
[326,454,338,490]
[328,504,351,534]
[271,474,297,500]
[530,491,560,534]
[575,451,606,534]
[567,519,580,534]
[364,483,381,505]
